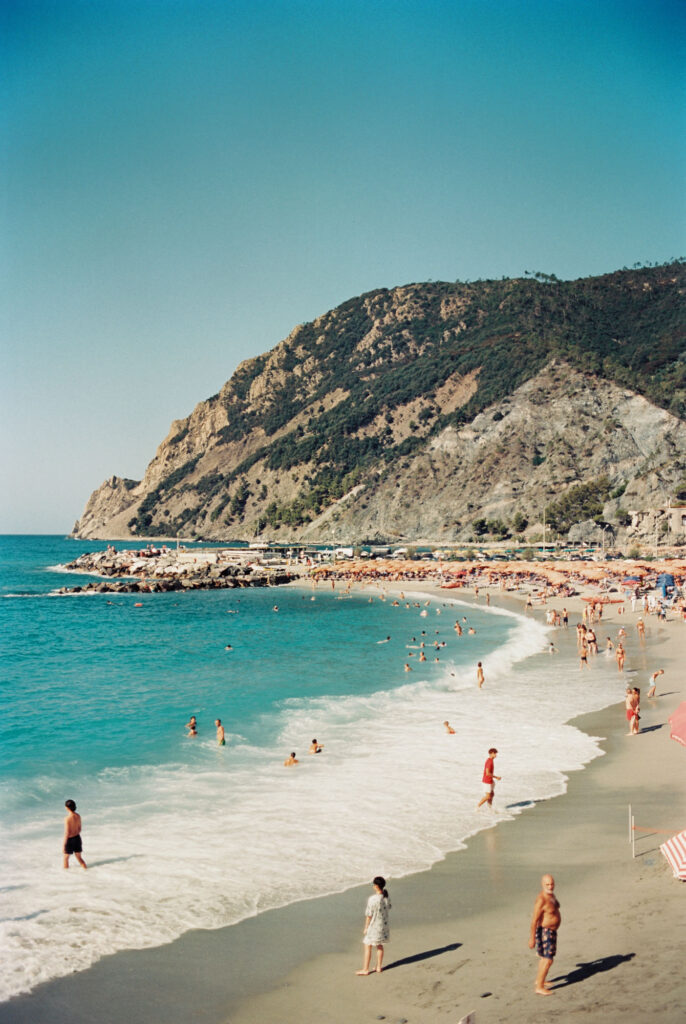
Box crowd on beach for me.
[60,563,676,1003]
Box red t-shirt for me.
[482,757,494,784]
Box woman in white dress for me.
[356,876,391,975]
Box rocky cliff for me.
[73,263,686,545]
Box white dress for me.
[364,892,391,944]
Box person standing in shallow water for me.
[63,800,87,870]
[357,876,391,975]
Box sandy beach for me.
[3,580,685,1024]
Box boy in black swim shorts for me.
[63,799,87,869]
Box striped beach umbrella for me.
[660,830,686,880]
[668,702,686,747]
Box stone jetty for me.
[58,546,297,594]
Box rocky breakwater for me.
[58,548,296,595]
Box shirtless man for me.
[529,874,561,995]
[63,800,87,870]
[476,662,485,689]
[215,719,226,745]
[309,738,324,753]
[284,751,299,766]
[647,668,664,698]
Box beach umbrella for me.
[660,830,686,880]
[668,702,686,747]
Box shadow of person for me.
[551,952,635,988]
[384,942,462,971]
[638,724,663,734]
[85,855,141,869]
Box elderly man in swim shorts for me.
[529,873,561,995]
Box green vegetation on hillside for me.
[129,261,685,536]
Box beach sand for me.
[3,586,685,1024]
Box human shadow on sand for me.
[384,942,462,971]
[505,799,546,809]
[550,952,635,988]
[86,855,141,869]
[638,724,663,734]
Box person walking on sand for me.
[356,876,391,975]
[63,800,87,870]
[625,687,640,735]
[529,874,561,995]
[647,668,664,698]
[477,748,500,809]
[631,688,641,735]
[476,661,485,689]
[215,719,226,745]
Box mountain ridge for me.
[73,262,686,545]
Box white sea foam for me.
[0,602,625,1003]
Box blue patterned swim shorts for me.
[535,926,557,959]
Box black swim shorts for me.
[64,835,83,855]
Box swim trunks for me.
[535,926,557,959]
[626,708,635,720]
[219,738,226,745]
[64,835,82,855]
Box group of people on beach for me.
[355,867,561,996]
[61,574,671,1010]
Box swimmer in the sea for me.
[309,738,324,754]
[377,636,391,644]
[284,752,299,766]
[215,719,226,746]
[443,721,455,734]
[186,715,197,737]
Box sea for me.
[0,535,627,1004]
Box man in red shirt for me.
[476,747,501,809]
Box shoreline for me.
[3,583,684,1022]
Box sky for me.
[2,0,685,533]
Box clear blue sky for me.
[2,0,684,532]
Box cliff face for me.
[73,263,686,544]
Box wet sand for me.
[3,585,685,1024]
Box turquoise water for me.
[1,536,623,1003]
[1,536,512,782]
